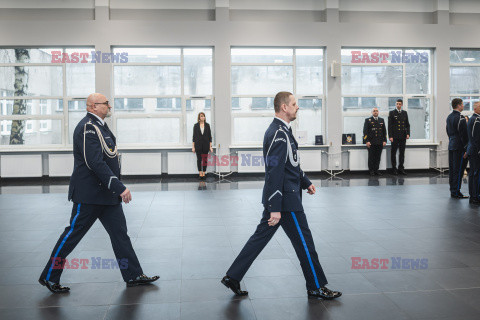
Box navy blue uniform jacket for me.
[262,118,312,212]
[467,113,480,156]
[446,110,468,151]
[68,113,126,205]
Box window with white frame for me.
[0,48,95,146]
[231,48,324,145]
[112,47,213,146]
[341,48,432,143]
[450,49,480,113]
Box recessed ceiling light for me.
[463,58,475,62]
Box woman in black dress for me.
[192,112,213,179]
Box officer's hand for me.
[389,138,393,142]
[307,184,316,195]
[464,152,468,159]
[192,147,195,153]
[120,188,132,204]
[383,142,386,147]
[209,147,213,153]
[366,142,371,148]
[406,135,410,139]
[268,212,281,226]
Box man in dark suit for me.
[38,93,159,293]
[467,102,480,204]
[446,98,469,199]
[363,107,387,176]
[221,92,341,300]
[388,99,410,175]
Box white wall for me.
[1,0,479,175]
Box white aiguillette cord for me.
[83,120,119,170]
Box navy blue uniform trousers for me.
[227,209,328,291]
[449,150,467,194]
[469,154,480,199]
[40,203,143,283]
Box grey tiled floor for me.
[1,174,480,319]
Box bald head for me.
[372,107,379,117]
[474,101,480,114]
[86,93,111,119]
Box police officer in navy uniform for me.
[39,93,159,293]
[221,92,341,300]
[467,102,480,205]
[446,98,469,199]
[363,107,387,176]
[388,99,410,175]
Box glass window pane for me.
[233,117,273,144]
[341,48,398,64]
[1,99,62,115]
[114,98,144,111]
[342,97,401,112]
[296,49,323,95]
[65,48,95,96]
[157,98,181,111]
[297,99,322,145]
[405,49,430,94]
[342,65,403,95]
[186,99,212,144]
[68,101,86,143]
[231,48,293,63]
[114,65,181,96]
[407,98,430,140]
[450,50,480,64]
[112,48,181,63]
[450,96,479,112]
[117,118,180,144]
[450,66,480,95]
[231,66,293,95]
[184,48,212,95]
[343,116,365,144]
[0,48,62,63]
[0,119,62,145]
[0,66,63,96]
[231,97,274,113]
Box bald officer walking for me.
[38,93,159,293]
[221,91,342,300]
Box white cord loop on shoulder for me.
[83,120,118,170]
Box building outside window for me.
[112,47,213,146]
[231,48,324,145]
[341,48,432,143]
[0,47,95,147]
[450,49,480,114]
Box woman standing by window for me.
[192,112,213,179]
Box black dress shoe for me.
[369,171,375,176]
[126,274,160,287]
[470,197,480,205]
[38,278,70,293]
[392,168,398,175]
[454,193,469,199]
[308,287,342,300]
[221,275,248,296]
[399,169,407,175]
[375,171,383,176]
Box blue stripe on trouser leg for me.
[291,211,320,289]
[457,157,464,193]
[46,203,81,281]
